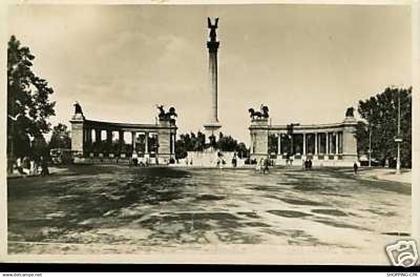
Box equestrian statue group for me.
[156,105,178,124]
[248,105,269,120]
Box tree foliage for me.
[356,87,411,167]
[7,35,55,160]
[49,123,71,150]
[175,132,249,159]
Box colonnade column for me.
[108,130,113,144]
[118,131,124,156]
[119,130,124,144]
[95,129,101,143]
[277,134,281,156]
[145,132,149,154]
[171,133,176,155]
[303,133,306,156]
[131,131,136,153]
[335,132,339,155]
[326,132,329,154]
[250,133,254,154]
[85,128,92,144]
[314,133,318,155]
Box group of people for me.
[130,154,150,167]
[303,159,313,170]
[14,156,49,177]
[256,157,270,174]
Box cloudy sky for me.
[7,4,411,144]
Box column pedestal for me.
[157,120,175,164]
[70,114,85,157]
[249,118,269,161]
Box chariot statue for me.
[156,105,177,123]
[248,104,269,120]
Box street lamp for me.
[368,123,372,167]
[268,118,272,159]
[395,89,403,175]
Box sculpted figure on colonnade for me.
[74,101,83,115]
[345,107,354,117]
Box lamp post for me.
[368,124,372,167]
[268,118,272,159]
[395,90,402,175]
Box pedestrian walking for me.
[353,162,358,174]
[40,156,49,176]
[22,156,31,175]
[16,157,25,175]
[263,158,270,174]
[232,153,237,168]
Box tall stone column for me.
[203,17,222,140]
[303,133,306,156]
[209,46,219,124]
[277,133,281,155]
[315,133,318,155]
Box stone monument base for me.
[185,149,244,168]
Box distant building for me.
[249,109,358,166]
[70,105,177,164]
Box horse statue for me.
[156,105,177,123]
[345,107,354,117]
[248,105,269,120]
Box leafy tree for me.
[31,136,49,161]
[356,87,411,167]
[175,131,249,159]
[217,134,238,151]
[236,142,249,159]
[49,123,71,150]
[175,140,188,159]
[7,35,55,170]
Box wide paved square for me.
[7,165,411,264]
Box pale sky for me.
[7,4,411,144]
